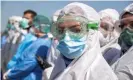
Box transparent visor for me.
[33,21,51,33]
[40,24,51,33]
[51,16,89,40]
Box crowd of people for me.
[1,2,133,80]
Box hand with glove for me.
[3,69,11,80]
[36,55,52,70]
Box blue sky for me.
[1,1,132,31]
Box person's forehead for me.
[23,13,32,18]
[58,20,80,29]
[59,16,74,20]
[122,13,133,19]
[121,16,133,24]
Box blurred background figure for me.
[111,4,133,80]
[118,3,133,55]
[103,3,133,66]
[7,10,37,70]
[1,10,37,74]
[1,16,27,73]
[97,9,123,65]
[23,10,37,27]
[3,15,52,80]
[52,9,61,23]
[98,8,120,47]
[51,9,62,45]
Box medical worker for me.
[112,8,133,79]
[117,4,133,55]
[98,9,122,65]
[7,19,37,70]
[51,9,62,44]
[43,2,118,80]
[3,15,52,80]
[104,3,133,65]
[23,10,37,27]
[98,9,119,47]
[7,10,37,70]
[111,4,133,80]
[1,16,27,73]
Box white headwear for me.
[8,16,28,35]
[99,8,119,23]
[98,9,119,47]
[43,2,117,80]
[52,9,62,23]
[7,16,28,43]
[9,16,22,24]
[8,16,22,32]
[58,2,100,24]
[121,3,133,18]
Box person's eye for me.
[69,26,81,33]
[101,25,108,31]
[57,28,64,34]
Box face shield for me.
[33,22,51,33]
[30,15,51,35]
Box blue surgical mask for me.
[57,33,86,59]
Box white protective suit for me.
[99,9,120,47]
[103,3,133,65]
[101,21,122,65]
[111,3,133,80]
[52,9,61,23]
[1,16,27,73]
[112,46,133,80]
[98,9,122,65]
[42,2,118,80]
